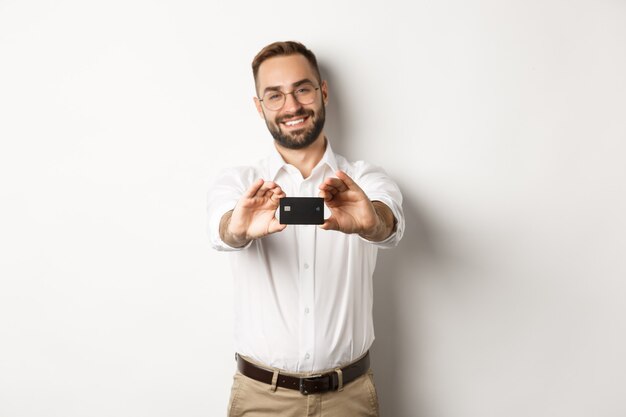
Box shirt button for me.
[304,307,310,314]
[305,353,310,360]
[303,263,309,270]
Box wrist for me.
[221,211,251,248]
[359,203,385,241]
[359,201,394,242]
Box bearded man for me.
[207,41,405,417]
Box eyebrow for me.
[262,78,316,95]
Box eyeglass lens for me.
[262,84,318,110]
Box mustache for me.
[277,109,313,124]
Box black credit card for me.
[279,197,325,225]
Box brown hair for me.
[252,41,322,86]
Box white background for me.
[1,0,625,416]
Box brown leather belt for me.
[236,352,370,395]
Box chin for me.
[276,139,312,150]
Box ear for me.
[321,80,329,105]
[253,96,265,119]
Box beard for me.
[266,104,326,150]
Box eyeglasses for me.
[258,83,320,111]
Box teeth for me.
[284,118,305,126]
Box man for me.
[207,41,405,417]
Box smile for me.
[281,117,308,128]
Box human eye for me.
[265,92,283,102]
[294,86,315,99]
[296,85,313,94]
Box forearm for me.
[359,201,397,242]
[219,210,251,248]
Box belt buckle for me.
[299,374,331,395]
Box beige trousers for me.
[227,369,380,417]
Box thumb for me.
[268,218,287,234]
[319,216,339,231]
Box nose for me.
[282,92,302,113]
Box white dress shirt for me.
[207,141,404,373]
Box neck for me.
[275,134,327,179]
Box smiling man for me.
[256,66,325,150]
[207,41,405,417]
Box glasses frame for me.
[258,84,321,111]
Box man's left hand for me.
[318,170,395,242]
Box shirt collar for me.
[268,138,339,181]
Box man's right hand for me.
[219,179,287,248]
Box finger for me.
[322,177,348,193]
[319,181,340,193]
[243,179,265,198]
[256,181,280,198]
[335,170,362,192]
[262,189,274,200]
[318,189,340,202]
[270,183,286,196]
[270,188,286,203]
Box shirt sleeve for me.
[206,166,256,251]
[351,161,405,249]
